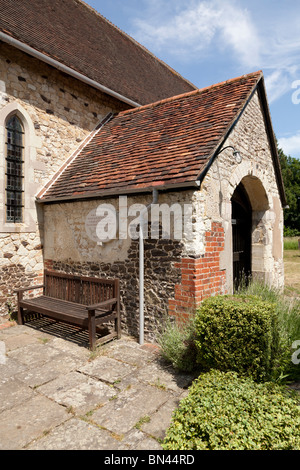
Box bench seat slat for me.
[20,296,88,326]
[20,296,117,327]
[17,270,121,349]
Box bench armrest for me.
[87,297,118,311]
[15,284,44,294]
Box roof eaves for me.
[78,0,197,92]
[37,180,200,204]
[195,72,263,184]
[0,31,141,108]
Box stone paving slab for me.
[78,355,135,384]
[0,395,69,450]
[7,342,60,367]
[15,352,86,388]
[0,357,28,383]
[0,323,194,450]
[38,371,116,414]
[91,382,170,435]
[27,418,120,450]
[140,395,186,441]
[0,377,35,413]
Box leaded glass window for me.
[5,115,24,222]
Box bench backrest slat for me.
[44,270,118,305]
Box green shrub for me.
[157,316,197,372]
[238,280,300,382]
[194,295,279,382]
[284,227,300,238]
[163,369,300,450]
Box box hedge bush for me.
[194,295,280,382]
[163,369,300,450]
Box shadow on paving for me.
[0,322,196,450]
[21,315,110,348]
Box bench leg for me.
[17,291,24,325]
[17,305,24,325]
[88,310,96,350]
[116,299,121,339]
[115,313,121,339]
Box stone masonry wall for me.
[44,235,184,342]
[197,89,285,291]
[42,191,195,341]
[0,43,130,318]
[42,190,228,341]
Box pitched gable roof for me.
[38,71,286,206]
[0,0,195,106]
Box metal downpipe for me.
[139,189,158,345]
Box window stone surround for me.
[0,100,43,233]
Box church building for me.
[0,0,286,341]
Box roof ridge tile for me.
[119,71,263,117]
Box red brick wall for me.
[169,222,226,321]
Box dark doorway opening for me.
[232,183,252,291]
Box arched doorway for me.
[231,183,252,291]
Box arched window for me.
[5,115,24,223]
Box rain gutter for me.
[0,32,141,108]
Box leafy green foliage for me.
[278,147,300,234]
[163,369,300,450]
[194,295,280,382]
[157,316,197,372]
[238,280,300,382]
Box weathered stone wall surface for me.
[42,190,228,340]
[0,43,130,317]
[41,91,285,340]
[198,89,285,290]
[43,191,195,340]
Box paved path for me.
[0,320,195,450]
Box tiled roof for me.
[39,71,276,202]
[0,0,195,105]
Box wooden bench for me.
[16,270,121,349]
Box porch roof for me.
[38,71,286,206]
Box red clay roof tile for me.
[39,71,264,201]
[0,0,195,105]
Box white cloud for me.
[264,69,298,104]
[278,132,300,158]
[132,0,261,66]
[131,0,300,104]
[217,4,261,68]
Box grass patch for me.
[284,237,299,250]
[135,415,151,430]
[284,249,300,295]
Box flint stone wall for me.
[0,44,129,317]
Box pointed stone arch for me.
[0,101,42,232]
[218,159,282,292]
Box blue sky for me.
[86,0,300,159]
